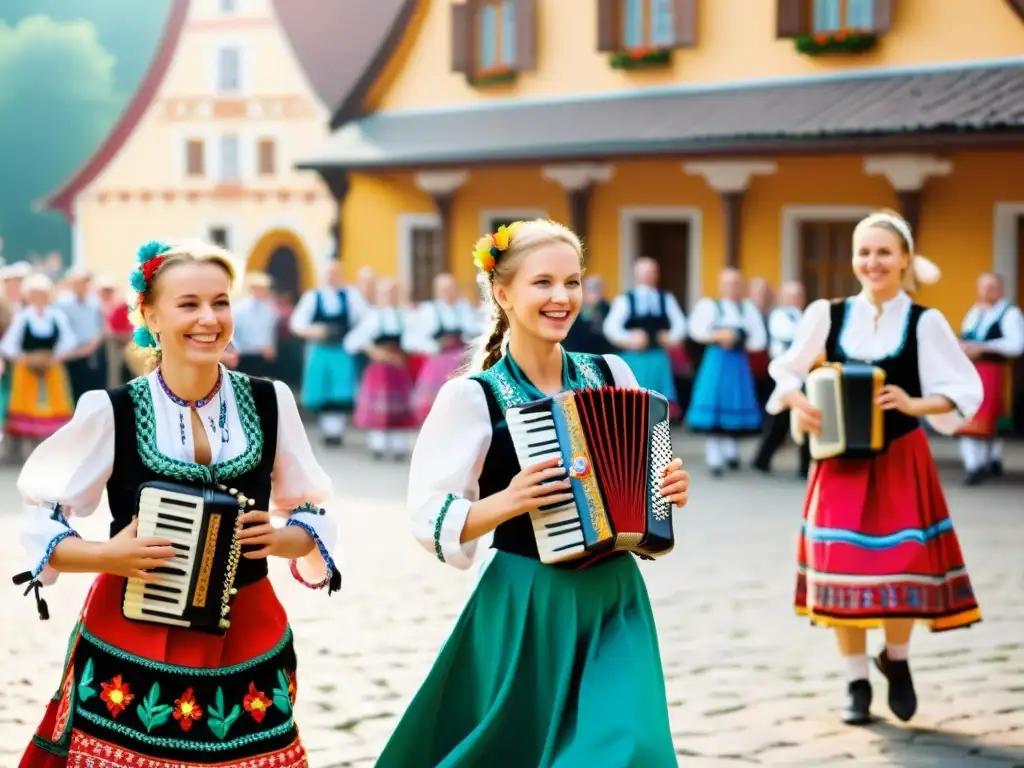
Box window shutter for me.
[1006,0,1024,23]
[451,3,473,74]
[776,0,809,37]
[671,0,697,47]
[515,0,537,71]
[596,0,617,51]
[872,0,893,32]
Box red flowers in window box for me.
[795,31,877,55]
[610,47,672,69]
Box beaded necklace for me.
[156,367,229,447]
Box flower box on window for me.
[469,68,518,86]
[610,47,671,69]
[795,30,877,55]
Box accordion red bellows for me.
[507,387,675,565]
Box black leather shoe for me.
[842,679,872,725]
[990,460,1004,477]
[964,470,986,486]
[726,458,740,471]
[875,651,917,722]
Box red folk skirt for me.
[21,574,307,767]
[353,359,416,430]
[956,360,1007,439]
[795,428,981,632]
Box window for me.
[410,226,444,302]
[185,139,205,177]
[219,135,240,182]
[799,221,862,302]
[216,46,241,92]
[622,0,674,49]
[220,0,238,12]
[477,0,516,72]
[257,138,276,175]
[208,227,230,249]
[811,0,873,33]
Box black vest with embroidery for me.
[106,372,279,588]
[312,290,350,344]
[470,353,627,569]
[962,305,1011,363]
[825,300,923,445]
[624,291,670,345]
[22,321,58,352]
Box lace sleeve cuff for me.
[284,508,341,594]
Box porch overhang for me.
[297,59,1024,173]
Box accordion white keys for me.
[122,482,250,634]
[805,363,886,460]
[506,387,675,565]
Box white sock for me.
[368,430,387,454]
[991,439,1004,461]
[721,437,739,461]
[705,437,723,468]
[886,643,910,661]
[844,654,870,682]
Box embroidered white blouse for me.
[408,354,639,570]
[687,298,767,352]
[405,300,481,354]
[602,287,687,347]
[288,287,367,336]
[766,292,983,435]
[0,306,78,358]
[342,306,417,354]
[19,367,339,589]
[960,301,1024,358]
[767,306,804,359]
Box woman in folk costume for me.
[409,272,479,424]
[289,260,367,447]
[767,209,983,727]
[375,220,690,768]
[685,268,768,476]
[346,277,418,460]
[14,240,340,767]
[602,257,686,418]
[231,272,280,380]
[956,271,1024,485]
[1,272,77,449]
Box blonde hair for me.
[470,219,585,372]
[129,239,238,372]
[853,208,941,293]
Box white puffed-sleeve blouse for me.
[19,366,339,590]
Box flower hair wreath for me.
[128,240,173,348]
[473,222,524,274]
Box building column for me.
[415,170,469,272]
[541,164,615,244]
[319,169,351,262]
[683,161,778,269]
[863,155,953,236]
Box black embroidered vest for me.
[470,353,628,569]
[962,304,1011,363]
[825,300,923,445]
[312,290,350,345]
[22,320,59,352]
[624,291,670,346]
[106,372,279,587]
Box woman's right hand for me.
[99,518,177,582]
[785,391,822,436]
[498,457,573,521]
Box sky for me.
[0,1,171,264]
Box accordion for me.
[122,482,252,634]
[805,363,886,460]
[506,387,675,565]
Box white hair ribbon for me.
[854,213,940,286]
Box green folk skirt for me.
[375,551,677,768]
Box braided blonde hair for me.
[469,219,585,372]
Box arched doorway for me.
[265,246,301,306]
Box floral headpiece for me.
[473,221,523,274]
[128,240,173,348]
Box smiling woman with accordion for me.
[766,209,983,728]
[13,240,339,767]
[375,220,690,767]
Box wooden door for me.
[637,220,689,310]
[410,225,444,302]
[799,220,861,302]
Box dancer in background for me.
[563,276,612,355]
[603,257,686,415]
[376,220,689,767]
[767,210,982,726]
[752,281,810,477]
[15,239,339,767]
[409,272,479,425]
[346,278,417,460]
[232,272,279,380]
[55,268,107,403]
[957,272,1024,485]
[1,274,77,457]
[289,261,366,446]
[685,268,767,476]
[747,277,775,409]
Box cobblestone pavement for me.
[0,433,1021,767]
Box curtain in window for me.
[650,0,674,46]
[812,0,842,32]
[480,4,498,69]
[500,1,516,66]
[623,0,644,48]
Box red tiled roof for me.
[43,0,191,220]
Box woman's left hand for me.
[877,384,916,415]
[660,458,689,508]
[238,511,316,559]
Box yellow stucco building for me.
[300,0,1024,320]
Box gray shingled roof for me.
[297,59,1024,170]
